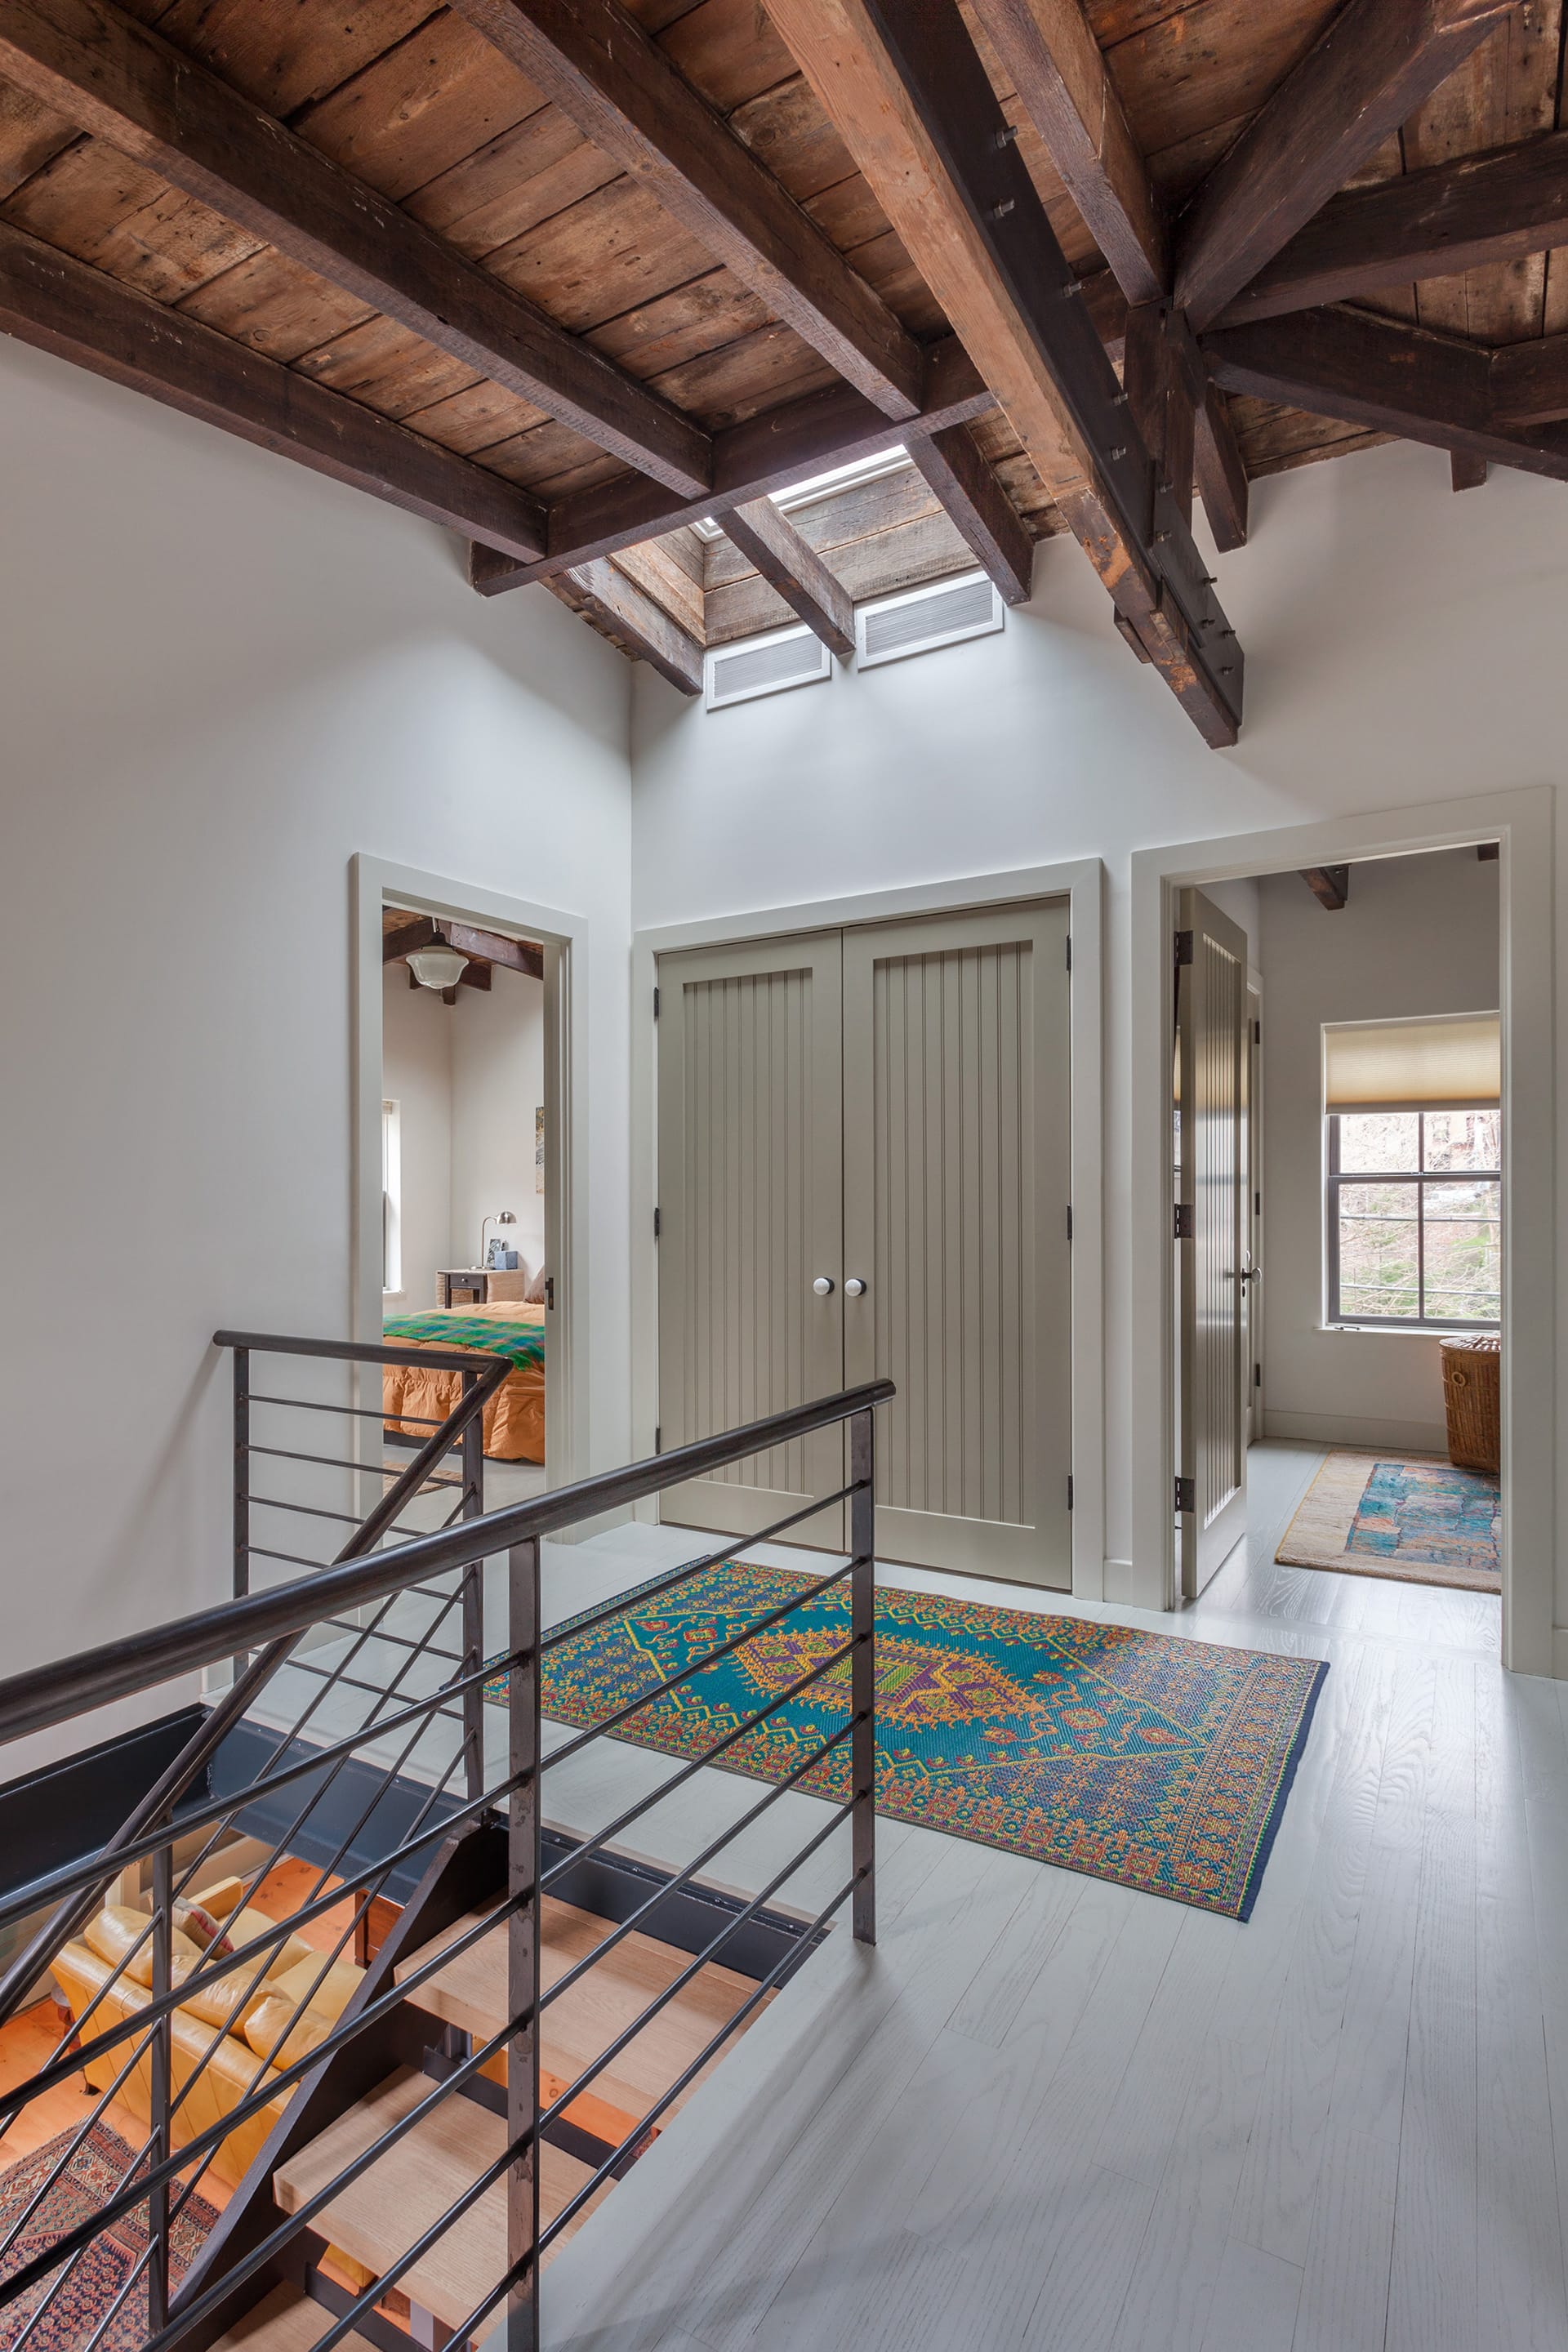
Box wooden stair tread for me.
[210,2284,380,2352]
[271,2069,608,2328]
[395,1899,760,2120]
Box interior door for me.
[842,902,1071,1585]
[1177,889,1250,1594]
[656,932,846,1545]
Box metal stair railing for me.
[0,1352,891,2352]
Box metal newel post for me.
[148,1836,173,2334]
[506,1538,541,2352]
[461,1370,487,1803]
[849,1406,877,1945]
[232,1346,249,1603]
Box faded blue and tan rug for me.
[492,1564,1326,1921]
[1276,1452,1501,1592]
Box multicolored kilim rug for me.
[1276,1452,1501,1592]
[491,1564,1327,1921]
[0,2122,218,2352]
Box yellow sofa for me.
[51,1876,365,2189]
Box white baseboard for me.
[1263,1409,1449,1455]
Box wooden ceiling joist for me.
[1216,129,1568,329]
[907,425,1035,605]
[966,0,1165,305]
[0,0,712,497]
[1194,385,1250,554]
[1490,335,1568,428]
[1301,866,1350,911]
[552,558,705,695]
[448,0,924,423]
[763,0,1243,746]
[384,918,546,979]
[1203,306,1568,490]
[1451,452,1489,490]
[0,217,549,561]
[1175,0,1519,332]
[719,501,856,657]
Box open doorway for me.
[1170,846,1504,1643]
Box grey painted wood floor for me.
[252,1443,1557,2352]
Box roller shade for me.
[1323,1012,1500,1114]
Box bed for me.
[382,1302,546,1463]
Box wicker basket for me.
[1441,1334,1501,1476]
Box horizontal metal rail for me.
[244,1439,461,1488]
[249,1393,456,1428]
[0,1379,893,1744]
[216,1328,513,1375]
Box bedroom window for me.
[381,1098,402,1295]
[1324,1013,1501,1332]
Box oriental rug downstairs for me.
[0,2122,218,2352]
[490,1564,1327,1922]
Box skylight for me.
[693,445,912,541]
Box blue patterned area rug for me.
[1276,1452,1501,1592]
[490,1565,1327,1922]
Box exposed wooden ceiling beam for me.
[1122,302,1196,530]
[1194,383,1250,552]
[469,335,996,594]
[718,501,857,657]
[1203,305,1568,488]
[907,425,1036,605]
[763,0,1243,746]
[448,0,923,422]
[384,917,545,980]
[0,218,548,560]
[1175,0,1518,331]
[1452,452,1489,489]
[0,0,711,498]
[1215,128,1568,327]
[967,0,1165,305]
[1490,333,1568,427]
[552,558,705,694]
[1301,866,1350,910]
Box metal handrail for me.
[0,1378,895,1746]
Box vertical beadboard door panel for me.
[1178,889,1250,1595]
[841,901,1071,1585]
[656,932,846,1545]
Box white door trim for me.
[631,859,1107,1598]
[351,853,590,1494]
[1129,789,1555,1677]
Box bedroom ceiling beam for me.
[551,559,706,694]
[1301,866,1351,910]
[1203,305,1568,489]
[763,0,1243,746]
[447,0,924,423]
[1214,127,1568,327]
[717,500,858,657]
[966,0,1166,305]
[907,425,1036,605]
[0,0,712,498]
[468,334,998,594]
[0,220,550,562]
[384,919,545,979]
[1174,0,1519,332]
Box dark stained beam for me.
[1203,305,1568,490]
[448,0,923,422]
[967,0,1165,304]
[1302,866,1350,910]
[1195,382,1250,551]
[1216,128,1568,327]
[553,559,705,694]
[718,501,857,656]
[1175,0,1517,331]
[1478,840,1500,859]
[469,335,996,594]
[907,425,1035,604]
[385,917,545,978]
[0,0,710,497]
[0,218,548,560]
[1490,332,1568,426]
[1123,302,1196,529]
[765,0,1243,746]
[1451,452,1489,490]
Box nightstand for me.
[437,1268,488,1307]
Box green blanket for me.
[382,1309,544,1376]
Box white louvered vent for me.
[857,569,1004,669]
[705,622,831,710]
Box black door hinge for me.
[1174,929,1194,967]
[545,1276,555,1311]
[1175,1474,1196,1513]
[1174,1202,1194,1240]
[1254,1017,1261,1045]
[653,985,660,1019]
[1067,1474,1075,1512]
[1065,934,1072,972]
[1067,1204,1073,1242]
[654,1423,662,1453]
[1254,1363,1263,1390]
[653,1205,661,1239]
[1255,1190,1262,1218]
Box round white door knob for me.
[813,1276,835,1296]
[844,1277,867,1298]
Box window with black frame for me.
[1324,1013,1501,1334]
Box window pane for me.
[1338,1112,1419,1173]
[1422,1178,1501,1323]
[1337,1181,1419,1320]
[1423,1108,1500,1172]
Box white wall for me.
[382,966,453,1311]
[0,336,633,1771]
[630,437,1567,1611]
[1257,849,1500,1452]
[450,964,546,1281]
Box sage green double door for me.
[656,901,1071,1588]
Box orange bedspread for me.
[382,1305,546,1463]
